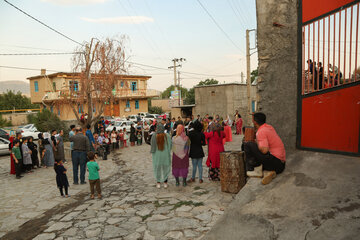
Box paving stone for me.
[135,225,147,233]
[61,211,80,221]
[62,227,78,237]
[88,200,106,210]
[74,204,90,211]
[89,217,107,224]
[143,230,156,240]
[146,214,170,221]
[124,232,142,240]
[85,228,102,238]
[44,221,72,232]
[136,208,153,217]
[165,231,184,239]
[19,212,41,219]
[175,205,193,212]
[147,217,201,234]
[74,220,89,228]
[102,225,129,239]
[108,208,125,214]
[195,211,213,222]
[33,233,56,240]
[106,217,124,225]
[85,224,102,231]
[129,216,142,223]
[184,229,199,238]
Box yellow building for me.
[27,70,159,120]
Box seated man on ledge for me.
[244,112,286,185]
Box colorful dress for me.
[204,131,226,181]
[172,134,190,178]
[150,132,172,183]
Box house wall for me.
[194,84,257,125]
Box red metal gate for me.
[298,0,360,155]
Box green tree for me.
[161,85,188,99]
[28,109,65,133]
[197,78,219,86]
[0,115,12,127]
[148,106,163,114]
[0,90,39,110]
[251,68,258,83]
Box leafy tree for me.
[0,115,12,127]
[0,90,39,110]
[161,85,188,99]
[148,106,163,114]
[27,109,65,133]
[197,78,219,86]
[251,68,258,83]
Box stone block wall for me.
[256,0,298,152]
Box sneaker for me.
[188,178,195,183]
[164,183,168,189]
[183,181,187,187]
[246,165,263,178]
[199,179,203,183]
[73,182,79,185]
[16,176,22,179]
[176,182,180,187]
[261,171,276,185]
[156,183,161,189]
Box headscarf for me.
[172,124,189,159]
[156,123,165,134]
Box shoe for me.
[16,176,22,179]
[97,194,102,199]
[164,183,168,189]
[246,165,263,178]
[73,182,79,185]
[183,181,187,187]
[176,182,180,187]
[261,171,276,185]
[156,183,161,189]
[90,195,95,199]
[81,182,87,184]
[199,179,203,183]
[188,178,195,183]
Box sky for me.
[0,0,258,91]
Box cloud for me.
[80,16,154,24]
[41,0,108,6]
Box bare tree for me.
[59,36,130,127]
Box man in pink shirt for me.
[244,112,286,185]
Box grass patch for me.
[193,190,209,196]
[142,214,152,221]
[153,200,170,208]
[172,201,204,210]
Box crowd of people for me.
[8,110,287,197]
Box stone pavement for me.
[2,135,243,240]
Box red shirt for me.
[256,123,286,162]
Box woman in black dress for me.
[130,124,137,146]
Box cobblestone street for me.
[1,135,242,240]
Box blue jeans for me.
[72,151,87,184]
[191,158,203,180]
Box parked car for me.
[0,137,10,155]
[106,121,136,133]
[19,124,41,139]
[0,128,10,140]
[143,114,159,122]
[127,115,139,123]
[137,112,148,118]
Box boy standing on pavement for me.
[12,140,23,179]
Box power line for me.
[0,43,71,52]
[196,0,244,54]
[3,0,83,46]
[0,52,81,56]
[0,65,60,72]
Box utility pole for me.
[178,71,181,105]
[246,29,256,116]
[168,58,186,106]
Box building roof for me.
[27,72,152,80]
[194,82,256,88]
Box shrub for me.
[0,115,12,128]
[148,106,163,114]
[29,109,66,133]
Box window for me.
[53,82,56,91]
[126,100,130,108]
[121,81,124,88]
[78,105,82,114]
[252,101,256,113]
[58,107,60,116]
[70,81,79,92]
[135,100,139,109]
[131,81,137,92]
[211,91,215,96]
[34,81,39,92]
[50,106,53,113]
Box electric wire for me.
[0,52,81,56]
[2,0,83,46]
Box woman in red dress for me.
[9,134,16,175]
[204,123,226,181]
[235,113,243,135]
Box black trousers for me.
[59,186,68,196]
[243,142,285,174]
[14,159,22,177]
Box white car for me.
[127,115,140,123]
[0,137,10,155]
[20,124,41,139]
[106,121,136,133]
[137,112,148,118]
[143,114,159,122]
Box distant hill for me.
[0,81,30,95]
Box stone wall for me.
[1,113,33,126]
[256,0,298,152]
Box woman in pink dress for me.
[222,116,233,145]
[204,123,226,181]
[172,124,190,186]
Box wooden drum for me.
[220,151,246,194]
[244,126,256,142]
